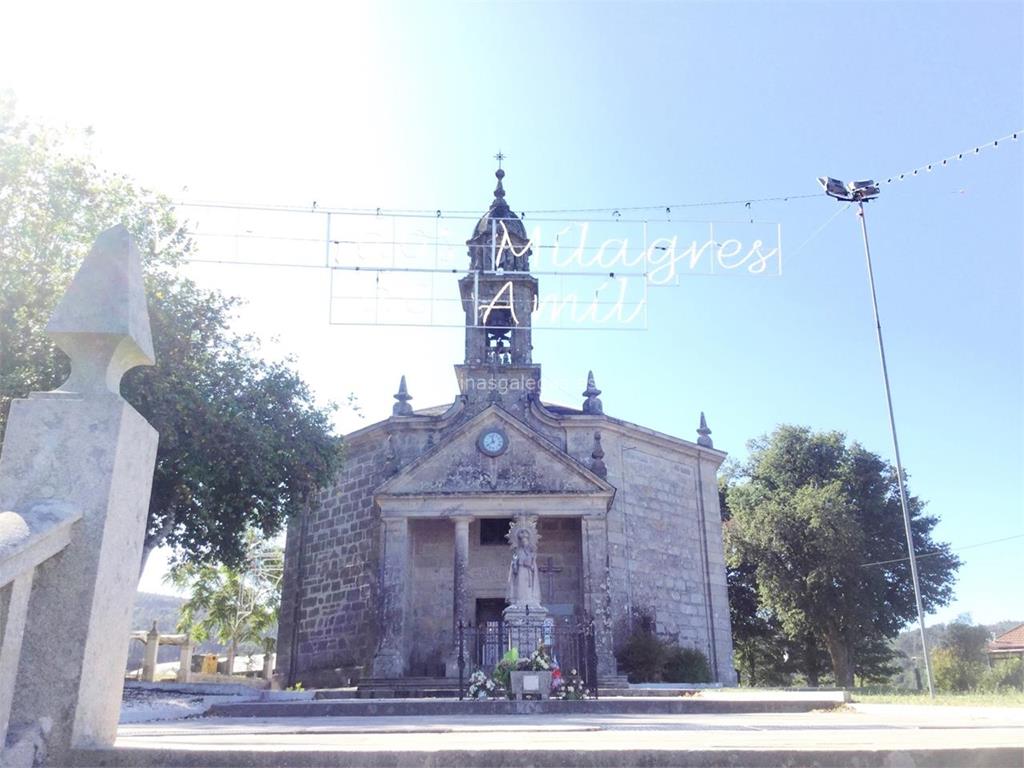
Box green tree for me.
[931,618,990,692]
[725,425,960,688]
[168,531,283,675]
[0,95,340,568]
[720,477,800,686]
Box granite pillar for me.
[371,517,410,677]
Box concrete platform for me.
[68,703,1024,767]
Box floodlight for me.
[818,176,851,200]
[818,176,881,202]
[847,179,880,200]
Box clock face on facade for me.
[478,429,508,457]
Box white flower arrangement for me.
[466,669,503,700]
[555,668,591,700]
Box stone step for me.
[351,677,461,699]
[206,695,846,718]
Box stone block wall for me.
[621,447,708,647]
[277,435,387,686]
[408,518,455,674]
[535,517,583,612]
[566,424,735,683]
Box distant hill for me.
[132,591,185,634]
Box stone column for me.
[371,517,410,678]
[3,225,159,759]
[445,516,473,677]
[452,516,473,630]
[176,640,193,684]
[262,652,276,682]
[142,623,161,683]
[581,515,617,678]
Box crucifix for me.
[537,556,563,603]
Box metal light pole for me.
[818,177,935,698]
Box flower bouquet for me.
[466,669,503,699]
[555,668,590,700]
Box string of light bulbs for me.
[174,192,821,221]
[881,130,1020,185]
[174,129,1020,222]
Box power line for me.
[174,193,821,220]
[860,533,1024,569]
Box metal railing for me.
[456,614,598,699]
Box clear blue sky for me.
[2,1,1021,624]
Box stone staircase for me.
[346,677,462,699]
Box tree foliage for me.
[168,531,283,674]
[930,618,991,693]
[0,95,340,567]
[724,425,960,687]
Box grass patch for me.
[850,689,1024,707]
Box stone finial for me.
[494,167,506,200]
[45,224,155,395]
[589,431,607,478]
[697,411,714,448]
[582,371,604,415]
[392,375,413,416]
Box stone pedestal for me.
[509,670,552,700]
[502,604,549,659]
[6,394,157,754]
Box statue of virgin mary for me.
[506,517,543,610]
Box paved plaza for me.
[66,701,1023,767]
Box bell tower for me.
[455,164,541,410]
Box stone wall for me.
[277,436,387,687]
[566,423,736,684]
[618,447,708,648]
[408,518,454,675]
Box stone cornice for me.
[528,399,727,467]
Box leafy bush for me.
[932,647,986,693]
[663,646,712,683]
[616,628,667,683]
[615,611,712,683]
[978,658,1023,693]
[491,648,519,691]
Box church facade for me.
[276,169,737,687]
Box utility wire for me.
[860,533,1024,569]
[786,203,852,260]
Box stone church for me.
[276,168,736,687]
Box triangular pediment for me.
[377,406,614,498]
